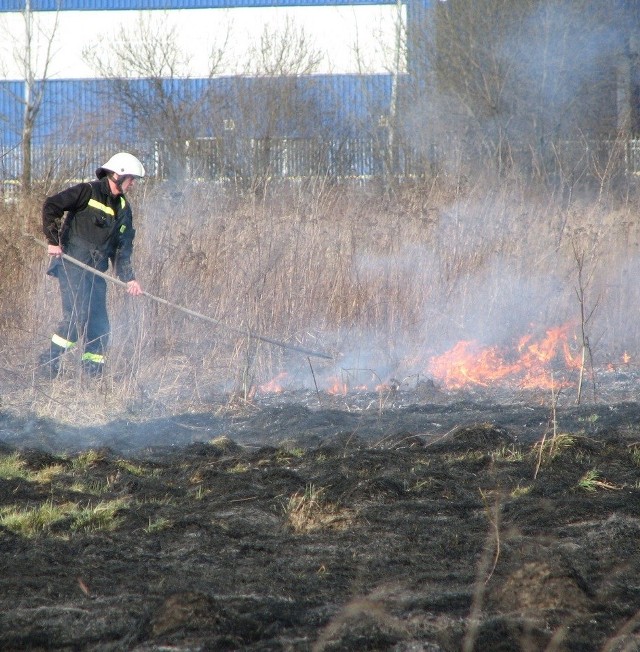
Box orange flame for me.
[326,376,348,396]
[258,371,288,393]
[428,324,582,390]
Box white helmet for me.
[96,152,145,179]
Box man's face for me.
[116,174,136,193]
[110,174,137,195]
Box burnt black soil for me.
[1,389,640,651]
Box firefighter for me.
[39,152,145,379]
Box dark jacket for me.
[43,177,136,282]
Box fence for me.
[2,136,640,198]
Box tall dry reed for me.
[2,173,639,423]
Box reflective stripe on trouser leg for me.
[49,334,76,365]
[82,351,105,378]
[51,334,76,350]
[81,352,105,365]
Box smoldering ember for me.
[1,332,640,652]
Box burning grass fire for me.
[428,323,583,390]
[257,323,591,396]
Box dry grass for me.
[532,433,576,467]
[285,484,354,533]
[2,175,640,422]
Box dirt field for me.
[1,382,640,651]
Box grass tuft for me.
[0,497,129,537]
[0,453,27,480]
[71,450,108,471]
[0,500,70,536]
[532,433,575,466]
[144,517,172,533]
[576,469,621,492]
[285,484,353,533]
[70,498,128,533]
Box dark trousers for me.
[50,261,110,361]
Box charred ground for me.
[1,384,640,651]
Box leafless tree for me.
[209,19,332,190]
[84,11,230,182]
[401,0,631,185]
[247,18,324,77]
[0,0,61,193]
[349,0,407,189]
[84,11,340,188]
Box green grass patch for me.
[69,479,112,496]
[71,450,107,471]
[0,499,70,536]
[0,454,66,484]
[144,517,172,533]
[0,453,28,480]
[577,469,621,492]
[71,499,128,532]
[511,484,532,498]
[532,433,575,466]
[493,445,525,462]
[116,460,158,477]
[0,497,129,537]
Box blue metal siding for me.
[0,81,23,144]
[35,79,106,141]
[7,0,399,10]
[0,80,22,182]
[0,75,393,148]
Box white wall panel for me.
[0,5,405,80]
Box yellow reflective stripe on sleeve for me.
[119,225,126,233]
[88,198,115,216]
[120,197,126,209]
[81,352,105,364]
[52,334,76,349]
